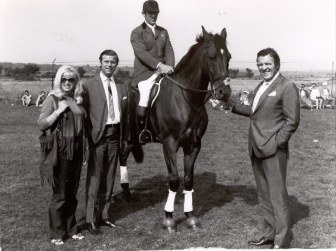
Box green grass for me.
[1,92,336,250]
[0,79,52,104]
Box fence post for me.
[51,58,56,90]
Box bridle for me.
[164,44,229,112]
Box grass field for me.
[1,93,335,250]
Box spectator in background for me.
[36,91,46,107]
[309,84,322,109]
[209,97,224,110]
[240,90,251,105]
[320,82,335,108]
[22,90,32,106]
[299,84,313,110]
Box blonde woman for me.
[38,65,87,245]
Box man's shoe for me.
[101,219,123,229]
[248,237,274,246]
[271,244,282,249]
[87,222,101,235]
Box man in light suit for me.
[232,48,300,249]
[130,0,175,137]
[83,50,127,234]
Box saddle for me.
[133,77,164,144]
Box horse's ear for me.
[202,26,209,37]
[220,28,227,40]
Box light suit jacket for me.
[232,73,300,158]
[130,22,175,86]
[82,75,128,145]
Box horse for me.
[120,26,232,232]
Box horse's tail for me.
[131,142,144,163]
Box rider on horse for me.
[130,0,175,144]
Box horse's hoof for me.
[188,223,199,230]
[186,216,199,230]
[165,226,177,233]
[162,218,176,233]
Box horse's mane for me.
[174,34,209,74]
[174,33,229,74]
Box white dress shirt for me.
[145,21,156,35]
[100,72,120,124]
[252,72,279,112]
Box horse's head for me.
[202,26,232,102]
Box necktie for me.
[107,79,115,120]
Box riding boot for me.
[137,106,152,144]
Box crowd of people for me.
[32,0,333,249]
[299,82,335,110]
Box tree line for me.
[0,63,254,81]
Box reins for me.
[165,75,220,112]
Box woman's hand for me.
[56,100,69,115]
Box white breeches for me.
[138,72,160,107]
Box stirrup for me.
[139,129,153,144]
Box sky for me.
[0,0,335,71]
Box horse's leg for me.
[119,141,133,201]
[162,139,179,232]
[183,141,201,230]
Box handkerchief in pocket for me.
[268,91,276,96]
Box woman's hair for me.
[51,65,83,104]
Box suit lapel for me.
[154,26,162,39]
[144,24,155,37]
[95,75,107,103]
[115,81,122,110]
[250,82,263,115]
[253,74,282,114]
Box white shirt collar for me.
[100,71,114,83]
[145,21,156,33]
[264,71,280,86]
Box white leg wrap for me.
[138,72,160,107]
[183,189,194,213]
[164,189,177,212]
[120,165,129,184]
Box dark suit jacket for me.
[130,22,175,86]
[82,75,128,145]
[232,74,300,158]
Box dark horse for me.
[120,26,231,232]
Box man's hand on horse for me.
[157,63,174,75]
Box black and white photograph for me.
[0,0,335,250]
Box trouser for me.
[138,71,160,107]
[251,148,292,247]
[86,124,120,223]
[49,153,82,239]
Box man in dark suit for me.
[232,48,300,249]
[83,50,127,234]
[130,0,175,138]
